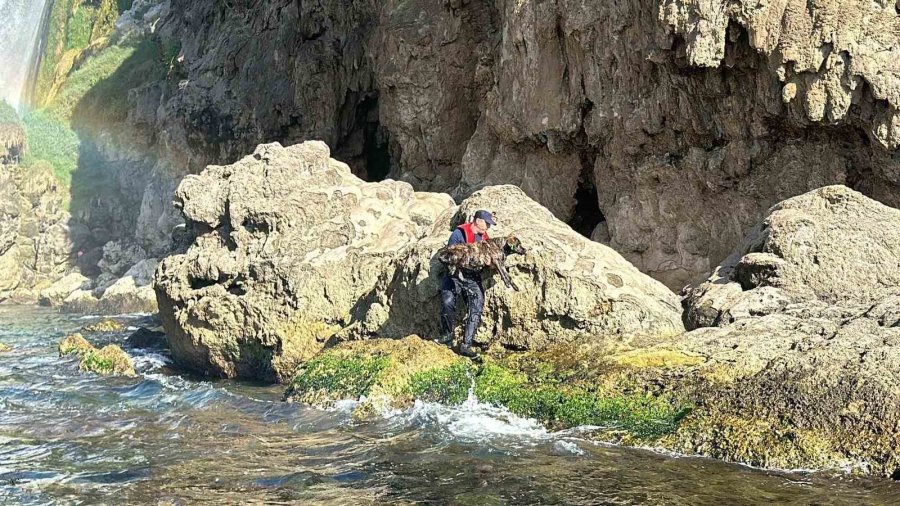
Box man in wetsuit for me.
[435,210,495,358]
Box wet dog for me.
[437,236,527,291]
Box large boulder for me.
[155,141,684,381]
[155,141,455,381]
[354,185,685,350]
[612,186,900,475]
[685,185,900,328]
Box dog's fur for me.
[437,235,527,290]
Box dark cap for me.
[473,210,495,226]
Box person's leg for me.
[437,275,456,344]
[459,277,484,357]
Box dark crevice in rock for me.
[568,153,605,239]
[333,91,392,182]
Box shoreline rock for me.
[154,141,684,382]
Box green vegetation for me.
[58,333,94,357]
[474,363,691,438]
[0,101,20,125]
[34,0,131,106]
[65,5,97,52]
[287,353,391,402]
[407,361,473,404]
[21,110,80,186]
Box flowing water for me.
[0,0,51,110]
[1,305,899,505]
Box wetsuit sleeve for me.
[447,229,465,246]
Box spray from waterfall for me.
[0,0,53,111]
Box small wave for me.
[131,351,171,372]
[402,393,550,443]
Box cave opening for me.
[335,92,392,183]
[357,95,391,182]
[567,163,606,240]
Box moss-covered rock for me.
[79,344,136,376]
[284,336,466,417]
[59,332,136,376]
[82,318,126,333]
[58,332,94,356]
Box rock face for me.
[358,184,685,350]
[155,141,684,381]
[0,162,80,302]
[94,0,899,292]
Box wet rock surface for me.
[58,332,136,376]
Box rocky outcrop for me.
[0,161,81,302]
[597,186,900,476]
[90,0,895,293]
[684,185,900,328]
[27,0,898,292]
[58,332,136,376]
[60,258,159,314]
[154,141,684,382]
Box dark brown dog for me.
[437,236,527,290]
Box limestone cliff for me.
[26,0,900,292]
[92,0,897,292]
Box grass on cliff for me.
[22,36,174,194]
[34,0,129,106]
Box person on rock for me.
[435,210,495,358]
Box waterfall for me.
[0,0,53,111]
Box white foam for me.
[131,351,171,371]
[403,392,549,443]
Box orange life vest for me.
[457,222,489,244]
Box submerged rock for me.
[58,332,136,376]
[125,327,167,349]
[82,318,126,333]
[58,333,94,356]
[155,141,683,381]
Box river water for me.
[1,305,899,504]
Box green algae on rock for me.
[59,333,94,356]
[59,332,136,376]
[78,345,136,376]
[82,318,126,333]
[284,336,466,417]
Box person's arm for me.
[447,229,465,246]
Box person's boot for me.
[456,342,478,359]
